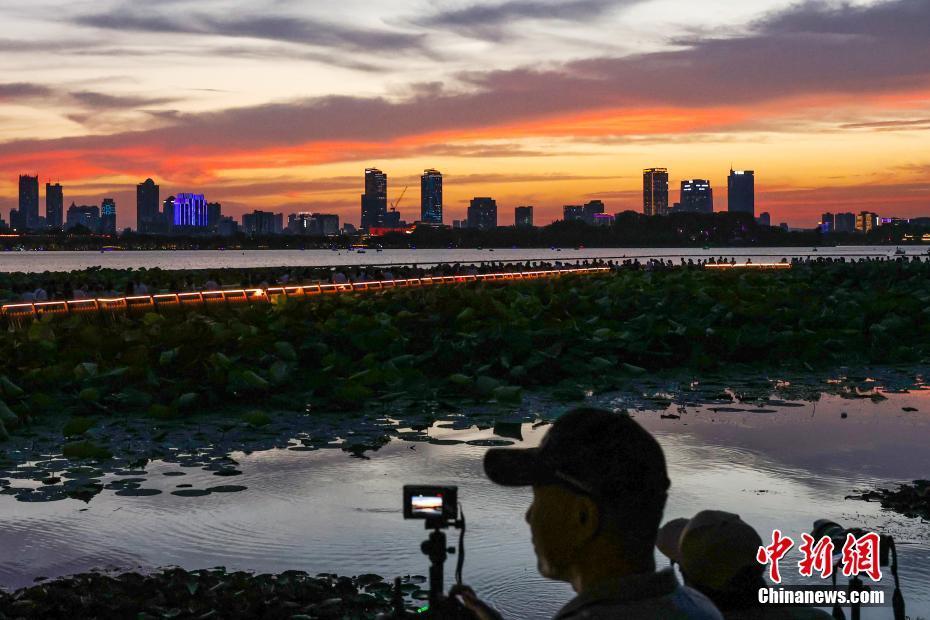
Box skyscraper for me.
[728,169,755,216]
[173,193,208,228]
[835,212,856,233]
[563,205,584,222]
[65,203,100,231]
[19,174,40,229]
[643,168,669,216]
[136,178,160,233]
[242,210,283,234]
[582,200,605,224]
[420,169,443,224]
[101,198,117,234]
[680,179,714,213]
[162,196,175,233]
[46,182,63,229]
[360,167,387,230]
[514,206,534,228]
[467,197,497,230]
[207,202,222,229]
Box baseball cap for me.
[483,408,670,504]
[656,510,764,592]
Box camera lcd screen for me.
[403,485,457,521]
[410,493,444,517]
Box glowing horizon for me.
[0,0,928,229]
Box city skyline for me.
[0,0,928,229]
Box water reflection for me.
[0,392,927,618]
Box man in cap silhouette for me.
[452,408,722,619]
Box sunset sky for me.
[0,0,928,229]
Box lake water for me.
[1,389,928,619]
[0,246,923,273]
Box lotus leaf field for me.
[1,260,929,445]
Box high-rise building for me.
[174,193,208,228]
[316,214,339,236]
[643,168,669,216]
[384,208,405,228]
[360,168,387,230]
[45,182,63,229]
[101,198,117,234]
[728,169,755,216]
[242,210,283,234]
[9,209,23,231]
[467,197,497,230]
[162,196,175,233]
[514,206,534,228]
[563,205,584,222]
[582,200,605,224]
[136,178,160,233]
[65,203,100,231]
[288,213,313,234]
[19,174,40,229]
[856,211,879,233]
[207,203,222,229]
[756,212,771,227]
[420,169,442,225]
[218,216,238,236]
[820,212,835,233]
[834,212,856,233]
[680,179,714,213]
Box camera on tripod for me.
[381,485,474,619]
[810,520,905,620]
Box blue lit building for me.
[101,198,117,234]
[173,193,208,228]
[420,169,443,224]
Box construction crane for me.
[391,185,408,211]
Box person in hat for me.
[657,511,832,619]
[451,407,722,619]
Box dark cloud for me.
[0,83,55,101]
[1,0,928,172]
[839,118,930,131]
[430,143,558,158]
[418,0,627,40]
[451,172,621,184]
[69,91,176,110]
[73,7,427,54]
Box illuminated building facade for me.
[420,169,443,224]
[680,179,714,213]
[727,169,755,216]
[174,193,208,228]
[467,197,497,229]
[855,211,879,233]
[361,168,387,230]
[643,168,669,216]
[101,198,117,234]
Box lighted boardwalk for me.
[1,267,610,326]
